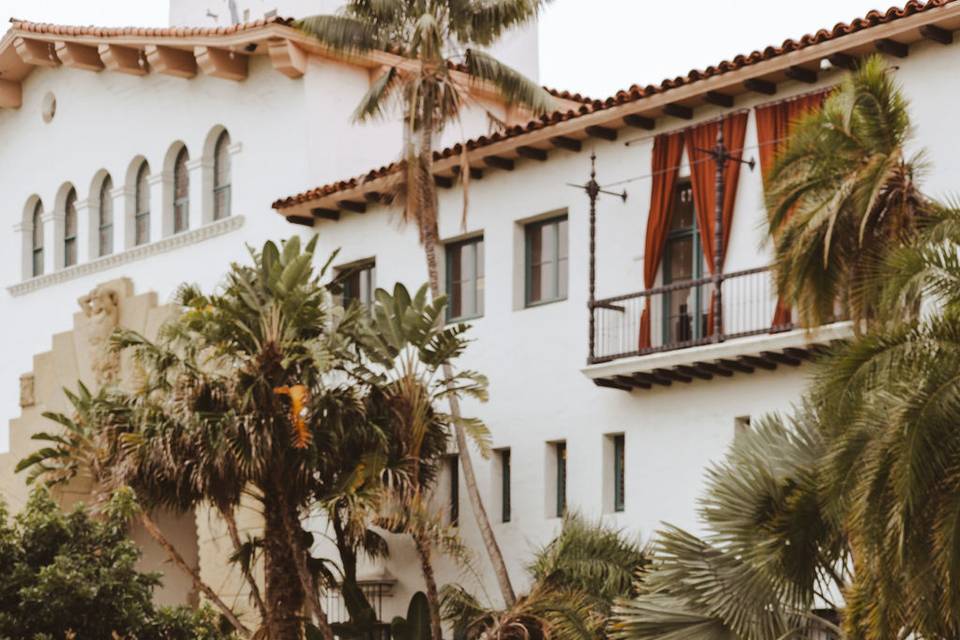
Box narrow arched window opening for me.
[99,176,114,256]
[64,188,78,268]
[31,201,44,277]
[135,162,151,245]
[173,147,189,233]
[213,131,231,220]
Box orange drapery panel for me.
[685,112,749,335]
[755,90,830,327]
[638,131,685,349]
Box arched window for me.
[99,175,114,257]
[135,161,151,245]
[173,147,189,233]
[213,131,231,220]
[31,201,44,277]
[63,188,78,268]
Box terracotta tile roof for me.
[7,15,294,37]
[273,0,957,213]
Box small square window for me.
[446,236,484,321]
[525,216,568,307]
[338,260,376,309]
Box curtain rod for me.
[752,84,837,111]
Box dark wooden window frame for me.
[662,179,706,344]
[445,235,485,321]
[525,215,569,307]
[613,434,625,513]
[338,259,377,309]
[555,441,567,518]
[500,448,511,523]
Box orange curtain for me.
[685,112,749,335]
[638,131,685,349]
[755,90,830,327]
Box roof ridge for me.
[6,14,293,37]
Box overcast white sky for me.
[0,0,896,97]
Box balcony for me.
[584,266,852,391]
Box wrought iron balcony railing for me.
[588,265,793,364]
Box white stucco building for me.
[1,0,959,628]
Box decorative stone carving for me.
[19,373,34,407]
[77,284,121,387]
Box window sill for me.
[523,296,568,310]
[8,215,245,297]
[447,313,483,324]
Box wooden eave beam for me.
[0,79,22,108]
[698,361,734,378]
[761,350,803,367]
[675,365,712,381]
[98,44,146,75]
[596,378,634,391]
[451,165,484,179]
[287,215,315,227]
[920,24,953,45]
[653,368,693,384]
[517,145,548,161]
[585,125,617,141]
[623,114,655,129]
[744,78,777,95]
[704,91,734,107]
[312,208,340,220]
[483,155,515,171]
[663,103,693,119]
[14,37,59,67]
[434,175,454,189]
[785,65,818,84]
[740,355,777,371]
[364,191,383,203]
[268,38,307,78]
[550,136,582,152]
[718,358,754,374]
[145,45,197,78]
[827,52,859,70]
[338,200,367,213]
[195,46,248,81]
[876,38,909,58]
[54,42,103,71]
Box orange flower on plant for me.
[273,384,310,449]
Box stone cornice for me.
[7,214,244,297]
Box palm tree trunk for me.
[275,491,337,640]
[263,498,309,640]
[413,533,443,640]
[139,511,252,638]
[416,103,517,608]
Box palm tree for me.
[296,1,557,607]
[609,409,847,640]
[442,513,649,640]
[765,55,928,329]
[362,283,490,640]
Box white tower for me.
[168,0,540,81]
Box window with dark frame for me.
[173,147,190,233]
[525,215,568,306]
[555,441,567,517]
[662,180,707,345]
[613,434,625,513]
[99,176,114,257]
[213,130,232,220]
[500,449,511,523]
[339,260,376,309]
[63,188,78,268]
[446,236,484,321]
[31,201,44,277]
[135,161,151,246]
[448,455,460,527]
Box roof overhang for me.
[271,0,960,223]
[0,17,584,113]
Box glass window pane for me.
[557,218,568,260]
[476,240,484,316]
[667,236,694,283]
[541,222,556,265]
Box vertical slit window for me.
[63,188,77,268]
[99,176,113,257]
[449,455,459,527]
[173,147,190,233]
[501,449,511,523]
[555,441,567,517]
[214,130,231,220]
[135,161,151,246]
[446,236,484,321]
[613,434,625,512]
[31,201,44,277]
[525,215,568,306]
